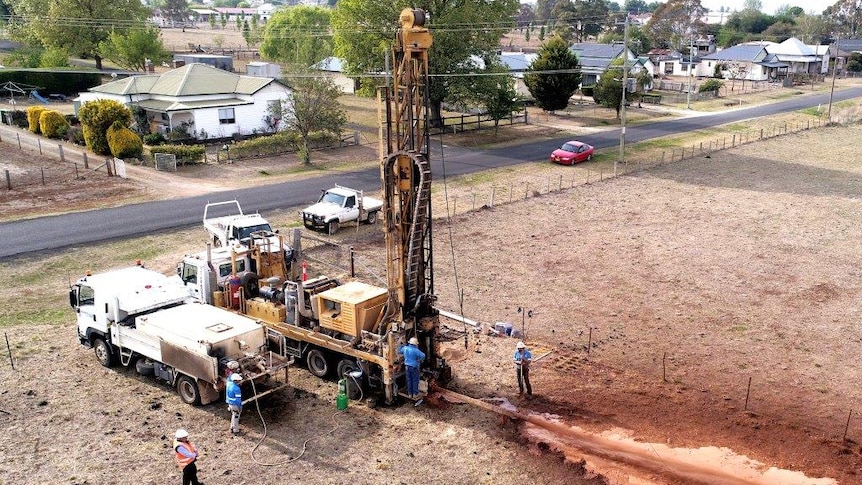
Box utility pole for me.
[686,36,694,109]
[827,33,839,125]
[618,14,629,175]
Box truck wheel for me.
[176,375,201,406]
[365,211,378,225]
[327,220,339,235]
[306,349,331,378]
[93,338,116,368]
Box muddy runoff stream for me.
[436,389,836,485]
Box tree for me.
[593,58,631,118]
[793,14,829,45]
[846,52,862,72]
[99,27,170,72]
[161,0,188,25]
[645,0,707,50]
[517,3,535,27]
[762,21,794,41]
[633,67,652,107]
[209,13,216,30]
[7,0,151,70]
[524,35,581,111]
[221,13,228,30]
[470,59,523,134]
[281,77,346,164]
[331,0,519,126]
[552,0,611,43]
[260,6,332,71]
[824,0,861,39]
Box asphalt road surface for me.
[3,86,861,260]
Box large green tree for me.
[593,58,630,119]
[825,0,862,39]
[7,0,151,70]
[260,6,332,71]
[524,35,581,112]
[99,27,170,72]
[645,0,706,50]
[332,0,519,126]
[282,76,346,164]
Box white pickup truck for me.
[300,185,384,234]
[203,200,293,266]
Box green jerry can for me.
[336,378,348,410]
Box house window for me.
[219,108,236,124]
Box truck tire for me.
[93,338,116,368]
[306,348,331,378]
[337,358,364,400]
[176,375,201,406]
[327,220,339,235]
[365,211,378,225]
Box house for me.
[75,63,292,140]
[498,51,538,98]
[767,37,829,75]
[569,43,635,86]
[309,57,356,94]
[699,44,774,81]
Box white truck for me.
[71,264,291,406]
[203,199,293,270]
[300,185,384,234]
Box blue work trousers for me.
[406,365,420,396]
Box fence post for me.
[83,152,89,169]
[760,128,763,139]
[58,144,65,163]
[489,186,496,207]
[524,183,529,199]
[722,138,726,149]
[41,167,45,185]
[509,183,513,203]
[38,138,42,154]
[558,175,563,191]
[74,163,79,179]
[349,246,355,277]
[106,158,114,177]
[699,141,703,153]
[17,133,21,149]
[732,134,736,147]
[661,151,665,164]
[4,169,10,190]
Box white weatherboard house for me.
[76,63,292,140]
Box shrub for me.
[64,114,79,126]
[143,132,166,146]
[149,143,206,165]
[698,78,724,94]
[580,85,595,97]
[65,126,86,145]
[78,99,132,155]
[107,120,143,159]
[9,110,28,128]
[26,106,46,134]
[39,110,70,139]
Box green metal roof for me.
[89,63,276,97]
[135,97,251,112]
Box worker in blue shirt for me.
[225,373,243,435]
[399,337,426,400]
[513,341,533,397]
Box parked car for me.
[550,140,594,165]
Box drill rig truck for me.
[177,8,450,404]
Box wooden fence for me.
[431,111,529,135]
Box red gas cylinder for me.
[228,275,241,309]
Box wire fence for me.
[0,125,123,190]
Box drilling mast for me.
[380,8,450,385]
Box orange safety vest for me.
[173,439,197,470]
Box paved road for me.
[3,87,861,260]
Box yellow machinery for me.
[192,9,450,404]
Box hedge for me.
[38,110,70,139]
[26,106,47,134]
[0,71,102,97]
[149,144,206,165]
[224,131,340,161]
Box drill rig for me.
[379,6,451,395]
[179,9,450,404]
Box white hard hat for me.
[408,337,419,345]
[516,341,526,349]
[175,428,189,439]
[230,373,242,381]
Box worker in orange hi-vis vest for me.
[173,429,204,485]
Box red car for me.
[550,140,594,165]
